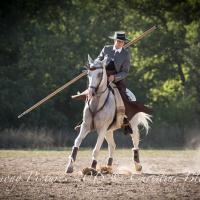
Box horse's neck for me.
[90,72,108,111]
[98,72,107,94]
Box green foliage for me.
[0,0,200,148]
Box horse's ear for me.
[88,54,93,64]
[102,55,108,67]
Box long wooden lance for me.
[17,72,87,118]
[124,25,157,48]
[18,25,157,118]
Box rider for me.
[74,31,152,134]
[87,31,130,100]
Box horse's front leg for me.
[105,130,116,167]
[93,130,115,175]
[65,121,90,173]
[91,128,107,169]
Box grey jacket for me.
[97,45,131,82]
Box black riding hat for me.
[109,31,129,41]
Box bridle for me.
[87,66,107,96]
[87,64,111,129]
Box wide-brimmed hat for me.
[109,31,129,41]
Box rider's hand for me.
[108,75,115,82]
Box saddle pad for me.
[108,83,125,130]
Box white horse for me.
[66,55,152,174]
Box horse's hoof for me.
[65,165,73,173]
[135,163,142,172]
[82,167,98,176]
[100,166,113,174]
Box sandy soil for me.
[0,149,200,200]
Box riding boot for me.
[123,118,133,135]
[71,89,88,101]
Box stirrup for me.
[123,117,129,126]
[74,124,81,132]
[74,121,82,132]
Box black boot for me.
[123,118,133,135]
[124,125,133,135]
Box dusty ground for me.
[0,149,200,200]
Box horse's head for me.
[86,54,107,97]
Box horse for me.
[66,55,152,174]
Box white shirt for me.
[113,46,122,53]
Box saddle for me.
[72,84,152,134]
[71,83,125,130]
[71,85,152,120]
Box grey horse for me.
[66,55,152,174]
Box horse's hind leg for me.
[105,130,116,167]
[65,121,90,173]
[129,120,142,172]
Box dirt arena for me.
[0,149,200,199]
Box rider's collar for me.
[113,46,122,53]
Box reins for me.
[87,65,110,129]
[87,89,110,129]
[88,66,104,94]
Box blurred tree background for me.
[0,0,199,148]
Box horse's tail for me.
[130,112,152,134]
